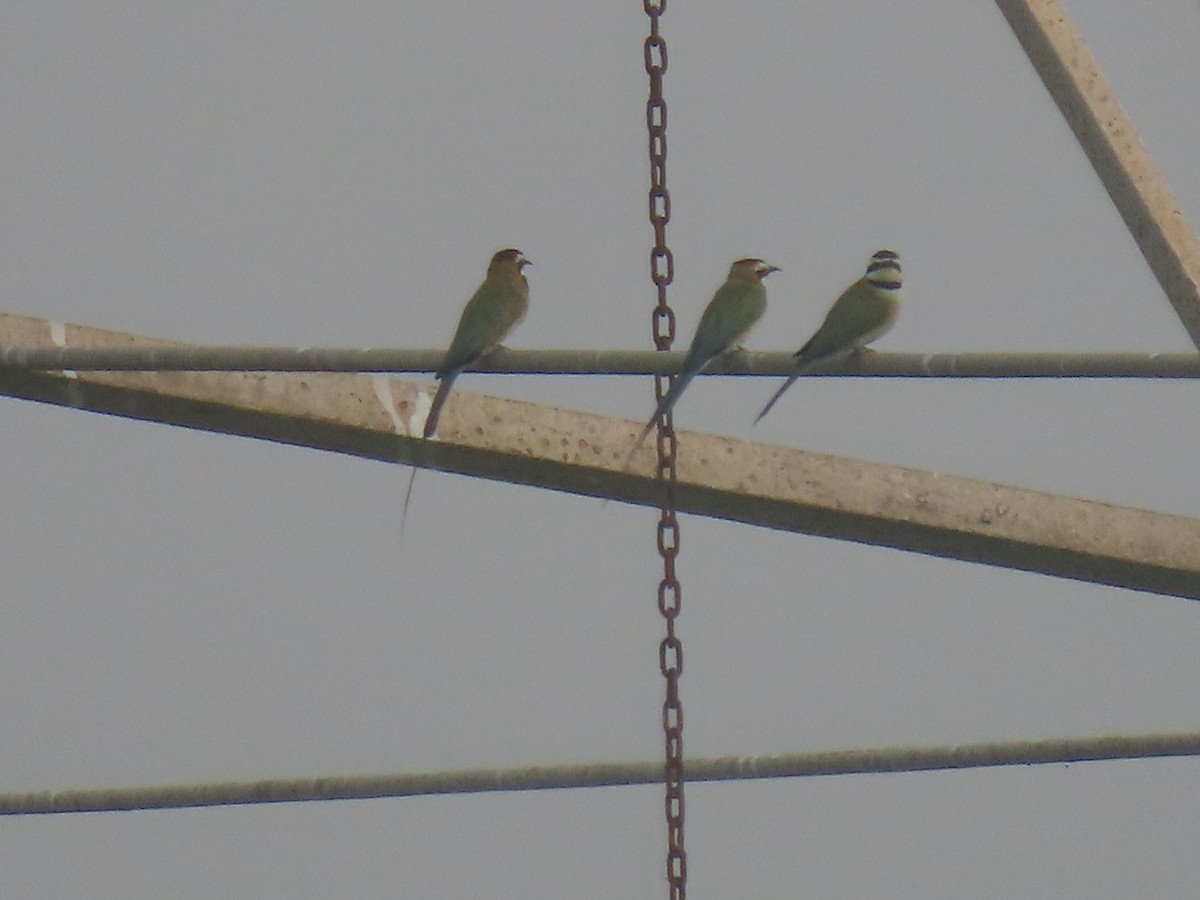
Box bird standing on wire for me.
[423,248,531,438]
[754,249,901,425]
[627,257,780,462]
[402,248,531,537]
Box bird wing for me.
[437,279,528,378]
[684,278,767,374]
[795,282,898,365]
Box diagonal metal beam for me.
[3,310,1200,599]
[994,0,1200,348]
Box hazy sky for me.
[3,2,1200,897]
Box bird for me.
[753,249,901,425]
[627,257,780,462]
[402,248,531,538]
[423,248,532,439]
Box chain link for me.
[643,1,685,896]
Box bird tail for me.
[753,370,804,425]
[399,465,419,544]
[623,371,693,468]
[422,370,459,439]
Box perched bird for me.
[754,249,902,425]
[402,248,530,538]
[627,257,780,460]
[423,248,532,438]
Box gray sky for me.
[3,1,1200,897]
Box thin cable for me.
[3,346,1198,377]
[6,731,1199,815]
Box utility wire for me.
[4,731,1198,816]
[0,346,1198,377]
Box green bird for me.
[628,257,780,459]
[423,248,531,438]
[754,248,901,424]
[402,248,530,539]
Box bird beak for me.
[760,264,781,276]
[518,256,532,269]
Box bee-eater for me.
[424,248,531,438]
[402,248,530,538]
[754,249,901,424]
[628,257,780,461]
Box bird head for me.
[865,249,901,289]
[730,258,781,281]
[490,248,532,273]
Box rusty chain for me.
[643,1,685,897]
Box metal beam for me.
[994,0,1200,347]
[3,310,1200,599]
[0,343,1199,377]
